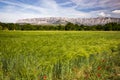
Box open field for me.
[0,31,120,80]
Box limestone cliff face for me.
[16,17,120,25]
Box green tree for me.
[0,25,2,30]
[65,22,75,30]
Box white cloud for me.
[112,10,120,14]
[0,0,92,22]
[0,11,43,23]
[98,12,111,17]
[59,2,72,6]
[70,0,120,10]
[0,0,120,22]
[0,0,45,13]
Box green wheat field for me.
[0,31,120,80]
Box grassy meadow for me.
[0,31,120,80]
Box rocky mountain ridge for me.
[16,17,120,25]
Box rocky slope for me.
[16,17,120,25]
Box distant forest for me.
[0,22,120,31]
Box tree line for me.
[0,22,120,31]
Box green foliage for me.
[65,22,75,30]
[0,25,2,30]
[0,22,120,31]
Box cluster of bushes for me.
[0,22,120,31]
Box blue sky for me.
[0,0,120,22]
